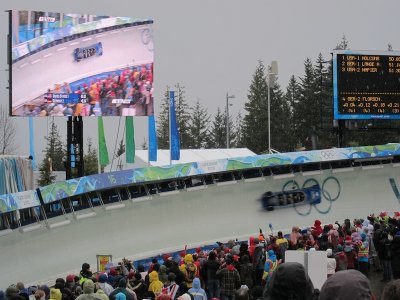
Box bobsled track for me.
[0,164,399,288]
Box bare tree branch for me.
[0,106,18,155]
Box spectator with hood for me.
[311,220,323,240]
[75,280,98,300]
[179,254,197,288]
[109,279,134,300]
[188,278,207,300]
[262,262,315,300]
[147,271,163,299]
[49,289,61,300]
[262,250,280,285]
[319,269,376,300]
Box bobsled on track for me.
[261,184,321,211]
[73,42,103,62]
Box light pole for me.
[267,61,278,153]
[226,93,235,148]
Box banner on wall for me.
[28,143,400,203]
[0,190,40,213]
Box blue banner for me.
[28,117,36,171]
[148,115,158,162]
[169,91,180,161]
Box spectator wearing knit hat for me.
[98,273,114,296]
[326,249,336,278]
[202,250,220,299]
[357,233,370,277]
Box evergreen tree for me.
[315,53,336,148]
[269,78,294,152]
[233,111,244,148]
[335,35,350,50]
[84,138,98,176]
[174,83,191,148]
[285,75,300,115]
[157,89,170,149]
[207,108,226,148]
[37,157,56,187]
[45,121,65,171]
[293,58,319,150]
[115,139,125,159]
[157,83,191,149]
[188,100,210,148]
[242,60,269,154]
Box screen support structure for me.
[66,117,84,179]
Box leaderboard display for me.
[333,50,400,120]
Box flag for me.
[28,117,37,170]
[148,115,157,161]
[169,91,180,161]
[125,116,135,163]
[98,117,109,166]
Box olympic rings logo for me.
[282,176,341,216]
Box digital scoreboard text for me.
[333,50,400,120]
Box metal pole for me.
[267,69,271,154]
[169,91,172,165]
[226,93,229,149]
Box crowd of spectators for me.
[22,63,153,117]
[2,211,400,300]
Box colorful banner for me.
[36,143,400,204]
[125,117,135,164]
[148,115,158,162]
[96,254,112,273]
[170,91,180,161]
[98,117,109,166]
[0,190,40,213]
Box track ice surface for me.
[0,164,399,288]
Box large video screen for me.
[333,50,400,120]
[9,10,154,117]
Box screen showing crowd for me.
[10,10,154,117]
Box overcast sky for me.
[0,0,398,165]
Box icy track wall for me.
[0,162,399,288]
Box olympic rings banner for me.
[0,143,399,213]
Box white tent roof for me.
[135,148,256,167]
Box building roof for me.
[135,148,256,167]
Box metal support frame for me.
[66,116,84,180]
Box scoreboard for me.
[333,50,400,120]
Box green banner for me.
[98,117,109,166]
[126,117,135,163]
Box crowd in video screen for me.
[22,63,154,117]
